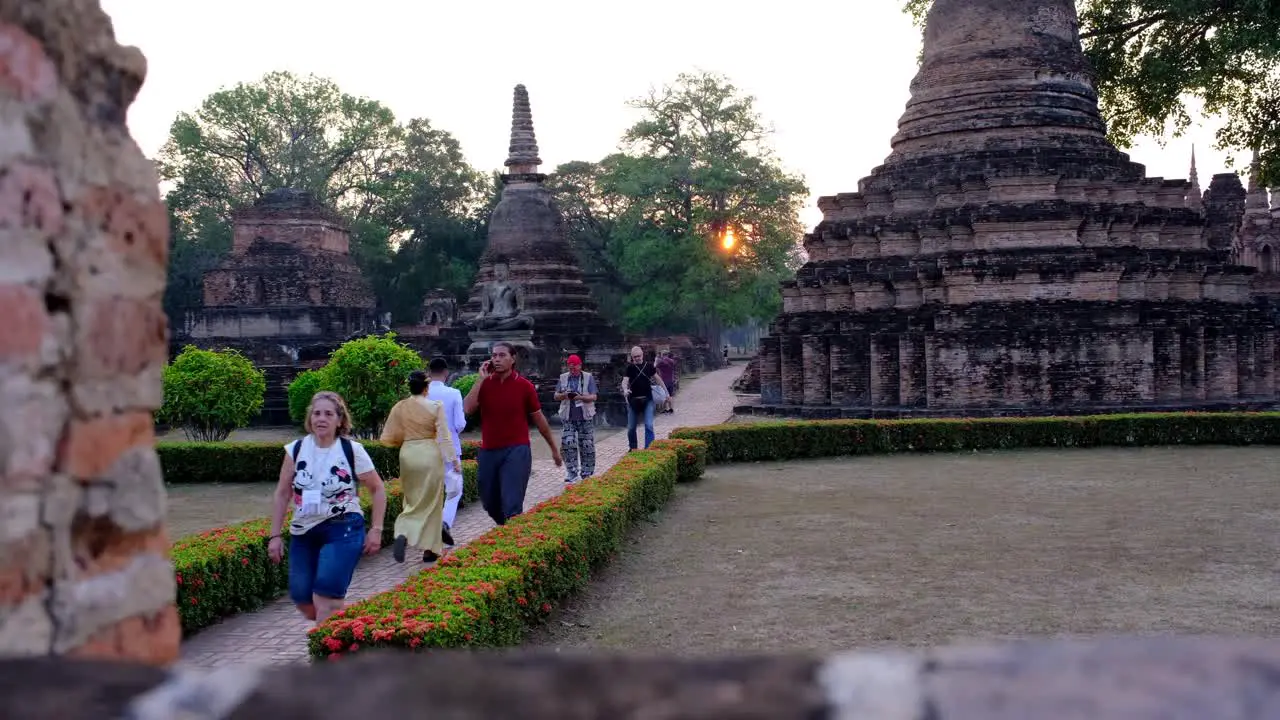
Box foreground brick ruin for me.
[0,0,178,663]
[753,0,1280,418]
[4,636,1279,718]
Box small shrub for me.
[321,333,425,438]
[159,345,266,442]
[287,369,328,427]
[450,372,481,432]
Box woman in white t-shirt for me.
[267,391,388,624]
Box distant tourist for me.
[463,342,563,525]
[267,391,387,624]
[426,357,467,546]
[380,370,461,564]
[656,351,677,414]
[723,345,730,363]
[622,345,667,450]
[554,354,598,483]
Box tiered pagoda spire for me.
[504,84,542,175]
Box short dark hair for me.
[492,341,516,358]
[429,357,449,374]
[408,370,429,395]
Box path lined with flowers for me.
[176,365,744,667]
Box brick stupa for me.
[751,0,1280,417]
[460,85,628,416]
[177,188,381,422]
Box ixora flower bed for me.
[668,412,1280,463]
[166,439,482,635]
[306,439,708,657]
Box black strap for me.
[291,439,302,462]
[340,437,356,481]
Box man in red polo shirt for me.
[463,342,562,525]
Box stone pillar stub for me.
[759,336,782,404]
[870,334,901,407]
[801,336,830,406]
[781,336,805,406]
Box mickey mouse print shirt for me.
[284,435,376,535]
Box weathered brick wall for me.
[2,636,1278,718]
[0,0,178,664]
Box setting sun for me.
[721,227,737,251]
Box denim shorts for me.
[288,512,365,604]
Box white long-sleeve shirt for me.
[427,380,466,457]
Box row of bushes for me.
[306,438,708,656]
[170,439,481,635]
[157,439,481,485]
[668,412,1280,463]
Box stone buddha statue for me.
[471,262,534,331]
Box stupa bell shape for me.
[889,0,1108,161]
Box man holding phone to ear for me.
[463,342,563,526]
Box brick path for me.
[176,365,743,668]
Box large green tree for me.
[549,71,808,338]
[903,0,1280,184]
[159,71,489,323]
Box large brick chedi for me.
[755,0,1278,417]
[0,1,179,663]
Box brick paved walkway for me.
[177,365,743,667]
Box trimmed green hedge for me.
[158,439,481,485]
[669,412,1280,463]
[306,441,708,656]
[648,439,708,483]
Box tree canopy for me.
[159,70,808,340]
[903,0,1280,185]
[548,71,808,336]
[158,71,491,322]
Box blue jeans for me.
[288,512,365,604]
[627,398,655,449]
[477,444,533,525]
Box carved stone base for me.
[466,330,537,358]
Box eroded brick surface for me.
[176,367,742,667]
[0,2,178,665]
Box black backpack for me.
[292,436,357,480]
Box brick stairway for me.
[177,365,743,667]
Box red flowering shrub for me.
[173,479,407,635]
[669,412,1280,463]
[647,439,707,482]
[307,447,680,657]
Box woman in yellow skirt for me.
[381,370,461,563]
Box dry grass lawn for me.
[525,446,1280,655]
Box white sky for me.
[101,0,1234,229]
